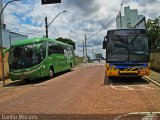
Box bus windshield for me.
[107,35,149,62]
[9,42,47,69]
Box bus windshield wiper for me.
[130,35,139,44]
[114,34,127,44]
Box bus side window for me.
[56,45,64,54]
[53,44,58,53]
[48,42,54,55]
[60,46,64,54]
[71,47,74,55]
[39,42,47,62]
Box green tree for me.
[146,17,160,50]
[56,37,76,50]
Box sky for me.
[2,0,160,58]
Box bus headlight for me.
[110,66,116,70]
[43,65,45,68]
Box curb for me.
[143,76,160,87]
[0,79,13,87]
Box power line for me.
[66,34,84,39]
[86,20,114,41]
[67,33,107,39]
[84,0,126,41]
[5,21,64,38]
[49,29,60,38]
[4,6,45,33]
[118,0,125,28]
[11,30,43,37]
[120,0,125,13]
[3,21,45,36]
[3,4,85,41]
[6,21,65,39]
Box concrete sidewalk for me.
[149,70,160,83]
[0,78,14,86]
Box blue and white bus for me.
[103,29,150,77]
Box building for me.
[1,0,28,47]
[0,0,4,23]
[116,6,144,28]
[0,29,28,80]
[0,28,28,81]
[0,0,28,80]
[2,29,28,48]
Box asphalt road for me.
[0,63,160,120]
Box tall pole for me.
[45,10,66,38]
[119,0,124,28]
[45,17,48,38]
[82,40,85,63]
[0,16,5,85]
[9,33,11,48]
[92,49,94,60]
[119,12,122,28]
[0,0,20,86]
[84,34,87,63]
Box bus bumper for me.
[105,69,150,77]
[9,69,43,81]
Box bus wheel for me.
[24,79,31,82]
[49,67,54,79]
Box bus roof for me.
[108,28,146,31]
[11,37,73,47]
[107,28,146,36]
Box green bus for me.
[9,37,75,81]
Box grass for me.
[75,56,84,66]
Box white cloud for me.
[2,0,160,58]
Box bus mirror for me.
[103,40,106,49]
[103,36,108,49]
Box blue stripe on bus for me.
[109,63,148,69]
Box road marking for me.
[121,86,135,90]
[114,112,160,120]
[81,63,105,67]
[110,83,155,90]
[143,76,160,88]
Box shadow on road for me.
[3,70,74,87]
[103,75,149,86]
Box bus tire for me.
[24,78,31,82]
[49,66,54,79]
[108,76,114,83]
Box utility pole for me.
[119,12,122,28]
[92,49,94,60]
[0,0,20,86]
[82,40,85,63]
[0,15,5,85]
[45,17,48,38]
[119,0,124,28]
[84,34,87,63]
[45,10,66,38]
[9,33,11,48]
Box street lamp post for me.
[81,40,85,63]
[84,34,88,63]
[45,10,67,38]
[0,0,20,86]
